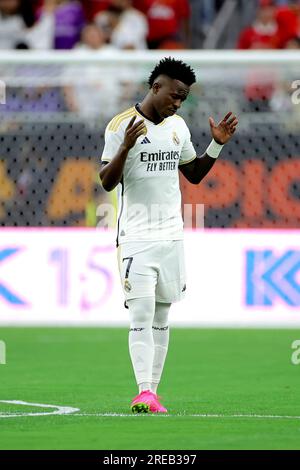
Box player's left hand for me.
[209,112,238,145]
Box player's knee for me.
[127,297,155,325]
[153,302,171,326]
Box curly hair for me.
[148,57,196,88]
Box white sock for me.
[127,297,155,390]
[139,382,152,393]
[151,302,171,394]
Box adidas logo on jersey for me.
[141,136,151,144]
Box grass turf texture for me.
[0,328,299,450]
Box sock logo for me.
[129,327,145,332]
[152,326,169,331]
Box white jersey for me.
[101,105,196,245]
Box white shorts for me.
[117,240,186,303]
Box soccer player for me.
[100,57,238,413]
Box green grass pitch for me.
[0,327,300,450]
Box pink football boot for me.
[131,390,168,413]
[153,394,168,413]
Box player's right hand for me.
[122,116,146,150]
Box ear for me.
[152,82,161,95]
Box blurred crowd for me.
[0,0,192,51]
[238,0,300,50]
[1,0,300,51]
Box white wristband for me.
[206,139,224,159]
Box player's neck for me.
[137,99,164,125]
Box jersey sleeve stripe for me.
[109,110,134,132]
[107,108,132,131]
[108,107,134,130]
[112,111,136,132]
[108,108,136,132]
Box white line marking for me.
[0,400,79,418]
[1,402,300,420]
[73,412,300,420]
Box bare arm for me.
[99,116,145,192]
[180,112,238,185]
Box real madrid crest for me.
[124,279,132,292]
[173,131,180,146]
